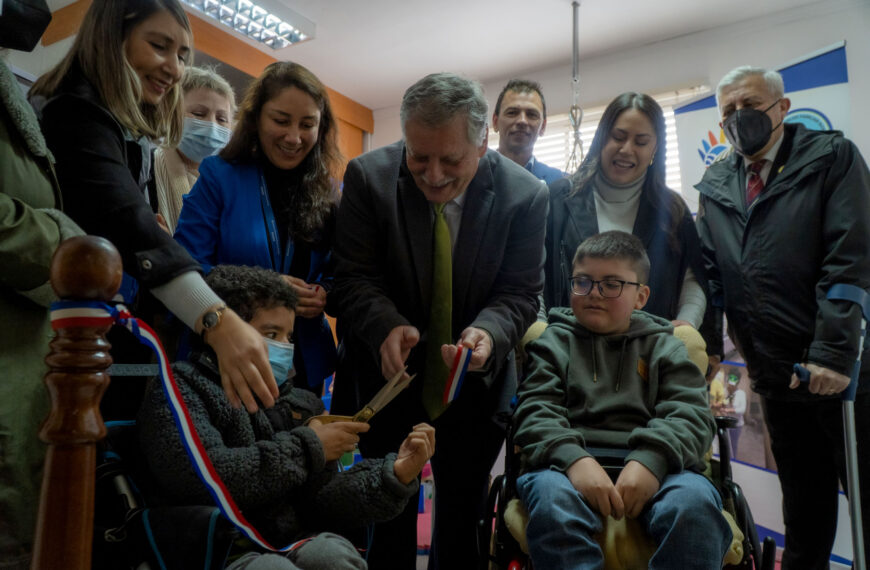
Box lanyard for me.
[258,173,295,274]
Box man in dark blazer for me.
[328,73,548,569]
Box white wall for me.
[4,35,74,81]
[372,0,870,155]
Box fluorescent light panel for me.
[182,0,314,50]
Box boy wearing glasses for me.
[513,231,731,569]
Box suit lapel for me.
[454,158,495,324]
[397,161,433,307]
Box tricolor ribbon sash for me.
[443,345,472,404]
[49,300,300,552]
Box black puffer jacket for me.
[695,123,870,401]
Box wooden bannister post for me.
[31,236,122,570]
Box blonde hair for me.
[182,65,237,116]
[30,0,191,144]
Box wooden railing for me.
[31,235,122,570]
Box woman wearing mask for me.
[175,61,341,394]
[155,65,235,234]
[29,0,277,416]
[544,92,707,328]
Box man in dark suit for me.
[696,65,870,569]
[328,73,548,569]
[492,78,566,183]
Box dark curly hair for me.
[205,265,298,322]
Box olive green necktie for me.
[422,202,452,420]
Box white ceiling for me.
[46,0,829,111]
[244,0,826,111]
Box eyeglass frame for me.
[569,277,644,298]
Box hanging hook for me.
[567,0,584,172]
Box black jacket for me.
[36,65,200,287]
[695,123,870,400]
[544,176,708,320]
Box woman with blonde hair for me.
[175,61,342,394]
[30,0,278,416]
[155,65,236,233]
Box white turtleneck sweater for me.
[592,172,706,328]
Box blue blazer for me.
[175,155,336,388]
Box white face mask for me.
[177,117,231,163]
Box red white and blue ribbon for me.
[443,345,472,404]
[49,300,300,553]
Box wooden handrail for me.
[31,236,122,570]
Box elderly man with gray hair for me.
[328,72,548,569]
[696,65,870,569]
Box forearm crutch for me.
[795,283,868,570]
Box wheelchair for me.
[478,413,777,570]
[92,420,239,570]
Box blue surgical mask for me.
[264,337,295,387]
[177,117,231,163]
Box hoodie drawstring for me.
[590,336,598,382]
[590,335,628,391]
[615,336,628,392]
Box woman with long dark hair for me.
[175,61,342,393]
[545,92,707,327]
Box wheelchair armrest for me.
[714,415,738,430]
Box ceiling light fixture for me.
[181,0,315,50]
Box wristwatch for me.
[200,305,227,340]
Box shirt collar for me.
[524,156,537,171]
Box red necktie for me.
[746,161,766,208]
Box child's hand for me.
[567,457,624,520]
[393,423,436,484]
[615,460,660,518]
[308,420,370,462]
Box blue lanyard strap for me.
[258,172,295,274]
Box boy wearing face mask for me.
[696,66,870,569]
[138,265,434,568]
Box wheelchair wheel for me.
[479,474,530,570]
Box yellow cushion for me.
[503,497,741,569]
[599,516,656,570]
[672,325,709,374]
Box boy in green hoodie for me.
[513,231,732,569]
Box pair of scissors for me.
[351,368,416,422]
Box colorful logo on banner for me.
[697,129,729,166]
[696,108,833,167]
[784,107,833,131]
